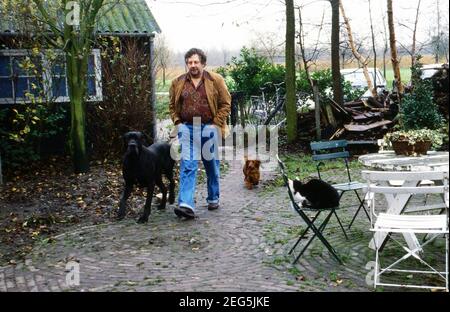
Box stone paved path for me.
[0,150,445,292]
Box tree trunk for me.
[369,0,377,89]
[285,0,297,143]
[329,0,341,127]
[163,67,166,86]
[298,7,313,89]
[411,0,422,67]
[33,0,105,173]
[387,0,404,94]
[340,0,376,97]
[330,0,343,106]
[66,50,89,173]
[435,0,441,63]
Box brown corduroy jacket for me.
[169,70,232,138]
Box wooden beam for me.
[344,120,392,132]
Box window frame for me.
[0,49,103,104]
[0,49,47,104]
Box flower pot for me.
[391,140,432,156]
[413,141,432,155]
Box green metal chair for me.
[277,155,343,264]
[310,140,370,229]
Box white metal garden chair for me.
[362,170,449,291]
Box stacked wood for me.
[296,92,399,143]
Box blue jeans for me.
[178,123,220,211]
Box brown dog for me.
[243,157,261,190]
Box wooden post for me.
[149,35,158,143]
[239,101,246,129]
[0,153,3,185]
[313,80,321,141]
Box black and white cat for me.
[290,178,340,209]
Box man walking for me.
[169,48,231,219]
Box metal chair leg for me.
[293,211,342,264]
[333,210,349,240]
[289,211,321,255]
[348,190,370,230]
[348,201,364,230]
[355,190,370,219]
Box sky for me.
[146,0,449,54]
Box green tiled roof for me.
[0,0,161,36]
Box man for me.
[169,48,231,219]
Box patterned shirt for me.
[180,73,213,124]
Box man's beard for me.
[189,68,202,78]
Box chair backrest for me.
[276,155,299,206]
[276,154,319,222]
[310,140,351,181]
[362,170,449,227]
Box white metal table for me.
[358,151,449,172]
[359,151,449,251]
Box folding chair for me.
[310,140,369,230]
[363,170,449,291]
[277,155,343,264]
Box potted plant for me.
[383,56,445,156]
[384,129,445,156]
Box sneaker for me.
[174,206,195,219]
[207,203,220,211]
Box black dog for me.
[292,179,340,209]
[118,132,175,223]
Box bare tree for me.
[381,12,389,79]
[435,0,441,63]
[340,0,376,96]
[297,5,325,88]
[397,0,423,67]
[427,0,449,63]
[340,35,353,69]
[250,31,283,64]
[154,34,172,86]
[387,0,404,94]
[411,0,422,66]
[368,0,378,89]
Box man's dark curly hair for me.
[185,48,207,65]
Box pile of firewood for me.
[297,64,449,143]
[297,91,399,142]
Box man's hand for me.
[169,122,181,139]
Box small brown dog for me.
[243,156,261,190]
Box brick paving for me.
[0,149,445,292]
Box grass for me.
[268,153,363,189]
[156,94,170,120]
[384,68,412,90]
[155,79,171,120]
[262,153,364,196]
[156,79,171,93]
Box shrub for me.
[217,47,362,103]
[216,47,285,98]
[399,56,443,131]
[87,37,154,159]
